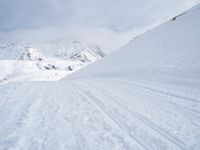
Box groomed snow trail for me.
[0,75,200,150]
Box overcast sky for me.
[0,0,199,52]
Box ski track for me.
[74,82,185,150]
[90,77,200,123]
[73,77,200,149]
[0,76,200,150]
[0,82,144,150]
[105,78,200,125]
[77,87,148,150]
[103,78,200,103]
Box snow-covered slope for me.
[0,41,105,61]
[0,4,200,150]
[0,41,105,83]
[71,5,200,79]
[64,6,200,149]
[35,41,105,60]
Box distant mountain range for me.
[0,41,105,83]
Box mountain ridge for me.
[0,41,105,83]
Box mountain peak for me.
[0,41,105,83]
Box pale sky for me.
[0,0,199,53]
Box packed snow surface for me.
[0,4,200,150]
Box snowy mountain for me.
[72,5,200,79]
[19,47,47,61]
[65,5,200,149]
[0,41,105,61]
[0,4,200,150]
[0,41,105,83]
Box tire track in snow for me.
[101,78,200,104]
[0,83,43,149]
[81,90,149,150]
[93,78,200,124]
[65,82,139,150]
[71,81,148,150]
[77,81,187,150]
[98,78,200,124]
[94,79,200,146]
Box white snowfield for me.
[0,41,105,84]
[1,4,200,150]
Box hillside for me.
[0,41,105,83]
[0,4,200,150]
[71,5,200,79]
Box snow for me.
[70,5,200,78]
[0,41,105,84]
[0,4,200,150]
